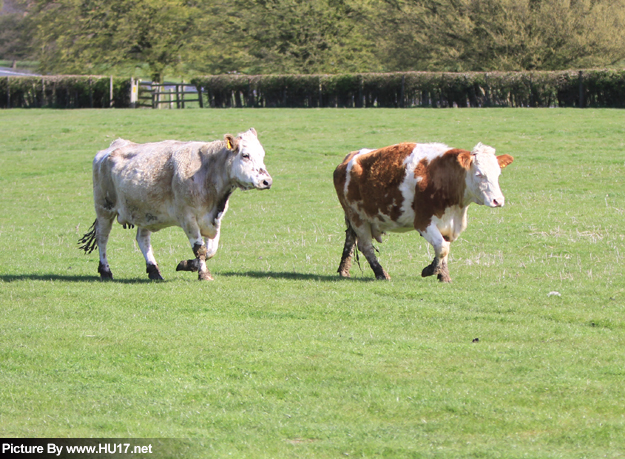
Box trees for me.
[31,0,198,82]
[6,0,625,76]
[367,0,625,71]
[0,0,32,62]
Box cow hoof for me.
[338,269,351,278]
[176,259,199,272]
[98,262,113,280]
[198,270,214,281]
[421,258,440,278]
[376,273,391,280]
[437,272,452,283]
[147,264,164,280]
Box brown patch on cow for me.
[457,151,474,170]
[413,149,469,232]
[497,154,514,169]
[345,143,416,221]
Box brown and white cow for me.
[78,128,272,281]
[333,142,513,282]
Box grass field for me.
[0,108,624,458]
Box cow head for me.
[226,128,272,190]
[461,143,514,207]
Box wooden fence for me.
[131,79,202,108]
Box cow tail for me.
[78,219,98,254]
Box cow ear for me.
[248,127,257,137]
[224,134,239,152]
[457,151,473,170]
[497,154,514,169]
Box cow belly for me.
[117,205,176,231]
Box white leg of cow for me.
[205,228,220,260]
[136,227,163,280]
[419,222,452,282]
[353,223,390,280]
[177,219,221,278]
[177,223,213,281]
[96,217,114,280]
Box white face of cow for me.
[228,128,272,191]
[465,143,514,207]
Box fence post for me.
[400,74,405,108]
[89,77,93,108]
[578,70,584,108]
[7,76,10,109]
[130,78,138,108]
[175,84,180,109]
[181,80,186,109]
[109,76,114,108]
[357,75,363,108]
[41,78,45,108]
[197,85,204,108]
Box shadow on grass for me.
[0,274,155,284]
[219,270,375,282]
[0,271,376,283]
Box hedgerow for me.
[2,70,625,108]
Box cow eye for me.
[476,171,484,178]
[242,153,250,159]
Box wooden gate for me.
[130,78,203,108]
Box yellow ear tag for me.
[226,138,233,150]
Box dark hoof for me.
[437,272,452,283]
[98,262,113,280]
[375,271,391,280]
[198,270,214,281]
[147,264,164,280]
[421,258,440,278]
[176,258,199,272]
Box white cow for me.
[79,128,272,281]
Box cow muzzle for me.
[256,170,272,190]
[487,196,505,207]
[258,176,272,190]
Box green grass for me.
[0,108,624,458]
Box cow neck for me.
[199,143,237,204]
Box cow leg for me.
[179,223,213,280]
[353,224,390,280]
[193,242,213,281]
[96,217,115,280]
[338,222,357,278]
[205,226,221,260]
[419,223,452,282]
[136,227,163,280]
[176,227,220,274]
